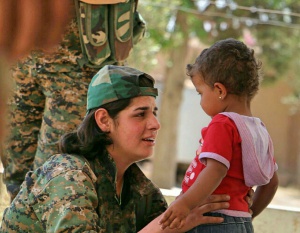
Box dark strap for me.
[135,195,152,232]
[134,0,139,11]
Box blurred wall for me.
[252,79,298,186]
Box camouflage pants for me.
[1,57,97,196]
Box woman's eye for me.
[137,112,145,117]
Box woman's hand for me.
[139,194,230,233]
[245,188,254,216]
[184,194,230,230]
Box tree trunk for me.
[286,109,300,187]
[152,11,189,189]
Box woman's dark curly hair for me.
[59,75,154,160]
[186,38,262,101]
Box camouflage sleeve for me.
[145,190,168,226]
[31,169,100,232]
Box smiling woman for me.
[0,65,231,233]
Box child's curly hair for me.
[186,38,262,101]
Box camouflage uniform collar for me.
[92,150,158,198]
[127,164,160,198]
[92,150,116,186]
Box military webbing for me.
[74,0,145,68]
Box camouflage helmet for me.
[87,65,158,112]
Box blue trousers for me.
[187,212,254,233]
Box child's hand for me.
[158,202,190,229]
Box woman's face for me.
[107,96,160,164]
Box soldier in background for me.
[0,0,72,204]
[1,0,145,201]
[0,0,72,143]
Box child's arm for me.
[140,194,230,233]
[159,159,227,229]
[251,171,279,219]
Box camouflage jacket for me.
[0,153,167,232]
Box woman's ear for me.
[214,82,227,99]
[95,108,111,132]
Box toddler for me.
[159,38,279,233]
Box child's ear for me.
[214,82,227,99]
[95,108,111,132]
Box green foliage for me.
[130,0,300,97]
[256,26,299,83]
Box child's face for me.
[191,74,224,117]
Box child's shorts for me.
[187,212,253,233]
